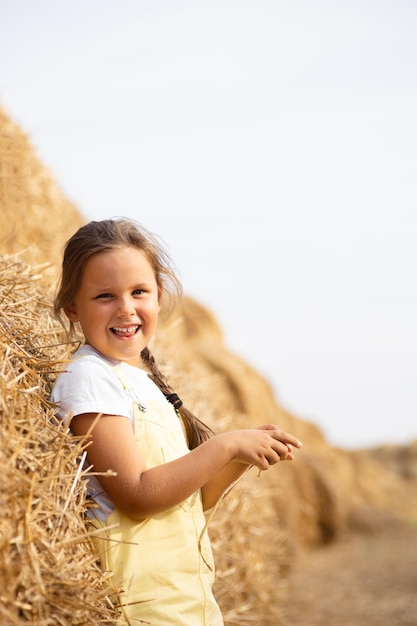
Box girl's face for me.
[64,246,161,367]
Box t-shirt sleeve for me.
[51,357,132,421]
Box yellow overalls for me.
[92,367,224,626]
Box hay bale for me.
[362,440,417,485]
[211,473,292,626]
[0,108,84,269]
[0,253,120,625]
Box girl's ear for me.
[63,302,79,322]
[157,285,163,307]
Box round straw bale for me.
[0,108,84,271]
[0,253,121,625]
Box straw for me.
[0,253,122,625]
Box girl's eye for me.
[96,293,113,299]
[132,289,144,296]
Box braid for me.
[141,347,214,450]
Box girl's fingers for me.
[258,425,302,449]
[258,442,296,470]
[274,440,298,461]
[264,442,291,464]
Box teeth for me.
[113,326,138,333]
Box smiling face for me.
[64,246,161,367]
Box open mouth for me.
[110,325,140,337]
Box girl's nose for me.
[117,297,135,317]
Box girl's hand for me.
[227,424,302,471]
[201,425,302,510]
[256,423,302,461]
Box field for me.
[283,520,417,626]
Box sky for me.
[1,0,416,449]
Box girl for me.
[51,218,302,625]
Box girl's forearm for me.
[123,433,236,519]
[201,460,250,511]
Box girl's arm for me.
[71,413,301,520]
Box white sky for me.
[1,0,416,448]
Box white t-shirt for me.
[50,344,169,520]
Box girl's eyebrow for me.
[93,282,152,292]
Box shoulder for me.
[67,352,117,378]
[54,350,112,388]
[60,344,118,375]
[50,346,133,420]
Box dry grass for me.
[0,254,120,625]
[0,107,83,271]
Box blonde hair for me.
[55,218,214,448]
